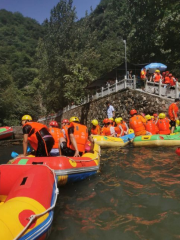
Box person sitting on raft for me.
[157,113,171,135]
[59,116,94,157]
[20,115,54,157]
[109,118,115,126]
[61,119,70,139]
[129,109,151,136]
[168,98,180,133]
[145,115,158,135]
[91,119,101,135]
[48,121,62,156]
[114,118,124,137]
[101,118,116,136]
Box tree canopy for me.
[0,0,180,125]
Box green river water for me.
[1,145,180,240]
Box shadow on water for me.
[1,145,180,240]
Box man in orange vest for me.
[91,119,101,135]
[20,115,54,157]
[49,120,61,156]
[129,109,150,136]
[168,99,180,133]
[60,116,94,157]
[140,68,147,90]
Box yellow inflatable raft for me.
[92,135,128,148]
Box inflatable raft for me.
[0,126,13,140]
[0,164,58,240]
[133,133,180,147]
[92,135,129,148]
[8,143,100,186]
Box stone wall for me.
[50,88,174,129]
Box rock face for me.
[52,89,174,128]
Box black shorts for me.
[60,142,83,157]
[170,120,176,128]
[36,132,54,157]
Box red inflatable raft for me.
[8,143,101,186]
[0,164,58,240]
[0,126,13,140]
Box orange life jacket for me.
[129,115,146,133]
[24,122,50,150]
[154,73,162,82]
[121,121,128,132]
[140,70,146,79]
[145,120,157,135]
[164,76,170,84]
[168,103,178,121]
[91,125,101,135]
[115,124,124,137]
[62,125,69,138]
[66,122,88,153]
[170,77,176,86]
[157,118,170,135]
[49,127,62,149]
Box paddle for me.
[11,147,31,158]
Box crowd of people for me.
[140,68,178,90]
[19,99,179,158]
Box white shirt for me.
[107,105,115,118]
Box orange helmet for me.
[62,119,69,123]
[103,118,109,124]
[169,74,172,77]
[130,109,137,116]
[49,121,58,127]
[153,113,158,117]
[108,119,113,123]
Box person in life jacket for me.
[153,70,162,83]
[168,98,180,133]
[20,115,54,157]
[169,74,177,88]
[151,114,159,133]
[49,121,62,156]
[162,72,166,83]
[101,119,116,136]
[114,118,124,137]
[145,115,158,135]
[60,116,94,157]
[91,119,101,135]
[164,72,171,85]
[157,113,171,135]
[129,109,150,136]
[140,68,147,90]
[61,119,70,139]
[109,118,115,126]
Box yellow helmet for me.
[69,116,79,122]
[91,119,98,126]
[109,118,114,121]
[22,115,32,121]
[151,116,154,119]
[155,69,160,73]
[159,113,166,119]
[145,115,151,120]
[115,117,123,124]
[176,120,179,126]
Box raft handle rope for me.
[14,165,59,240]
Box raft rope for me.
[14,165,59,240]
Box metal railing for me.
[38,76,179,122]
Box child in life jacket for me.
[145,115,158,135]
[91,119,101,135]
[157,113,170,135]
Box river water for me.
[1,145,180,240]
